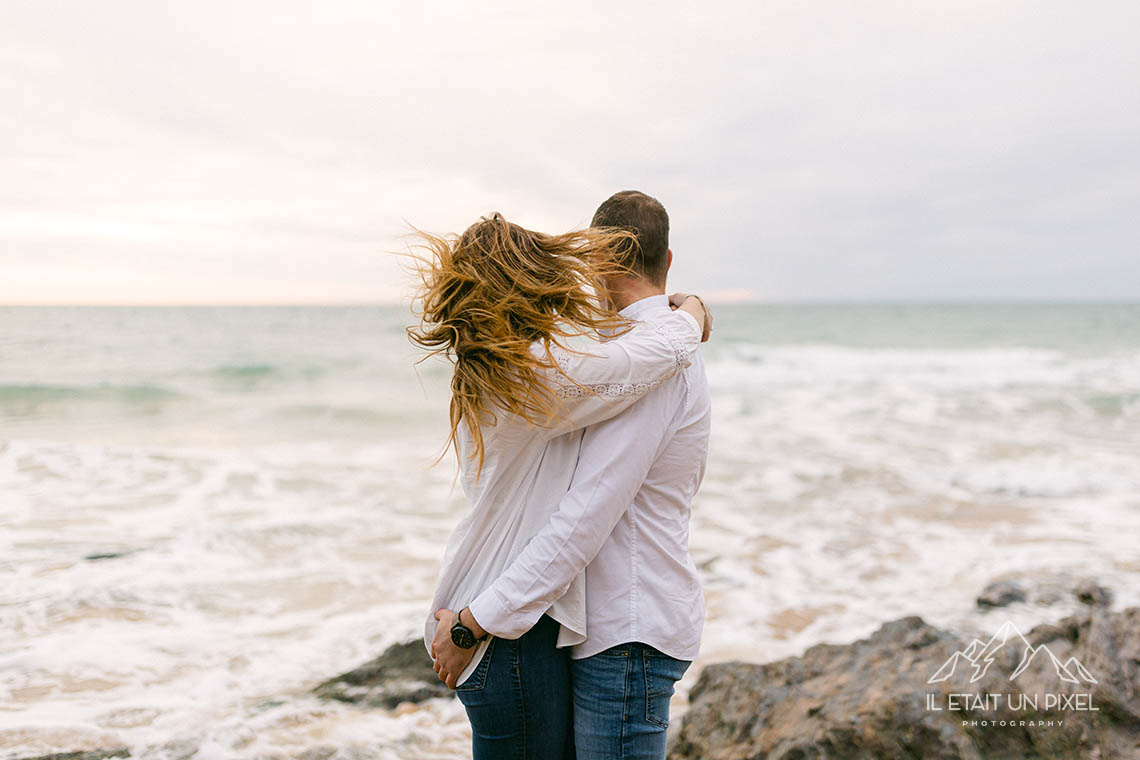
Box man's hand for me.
[431,608,477,690]
[669,293,713,342]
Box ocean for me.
[2,303,1139,759]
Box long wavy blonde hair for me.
[407,212,637,476]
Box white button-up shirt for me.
[468,294,711,661]
[425,305,702,685]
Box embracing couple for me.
[410,190,712,760]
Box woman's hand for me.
[431,608,477,690]
[669,293,713,342]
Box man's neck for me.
[608,278,665,313]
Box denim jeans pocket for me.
[455,637,495,693]
[643,651,691,729]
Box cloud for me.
[2,0,1138,303]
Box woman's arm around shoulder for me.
[539,296,708,437]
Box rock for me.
[976,579,1027,608]
[1074,581,1113,607]
[670,607,1140,760]
[312,638,452,708]
[83,550,139,561]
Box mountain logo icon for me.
[927,620,1098,685]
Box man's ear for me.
[666,249,673,271]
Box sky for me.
[2,0,1139,304]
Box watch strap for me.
[454,607,488,641]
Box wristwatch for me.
[450,607,488,649]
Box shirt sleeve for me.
[466,381,675,639]
[537,308,699,439]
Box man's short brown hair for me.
[590,190,669,286]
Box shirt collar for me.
[618,293,670,321]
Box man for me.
[434,190,711,759]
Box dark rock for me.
[1075,581,1114,607]
[976,579,1027,608]
[83,551,136,561]
[14,750,130,760]
[670,607,1140,760]
[312,638,452,708]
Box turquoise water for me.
[2,303,1137,442]
[710,302,1140,351]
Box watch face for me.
[451,625,476,649]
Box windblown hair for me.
[407,212,638,476]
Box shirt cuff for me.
[467,587,517,639]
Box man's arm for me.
[464,381,677,639]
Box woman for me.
[408,212,709,759]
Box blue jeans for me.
[455,613,574,760]
[570,642,692,760]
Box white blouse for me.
[423,308,702,685]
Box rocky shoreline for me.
[311,639,452,709]
[14,580,1138,760]
[671,599,1140,759]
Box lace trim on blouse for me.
[549,320,691,399]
